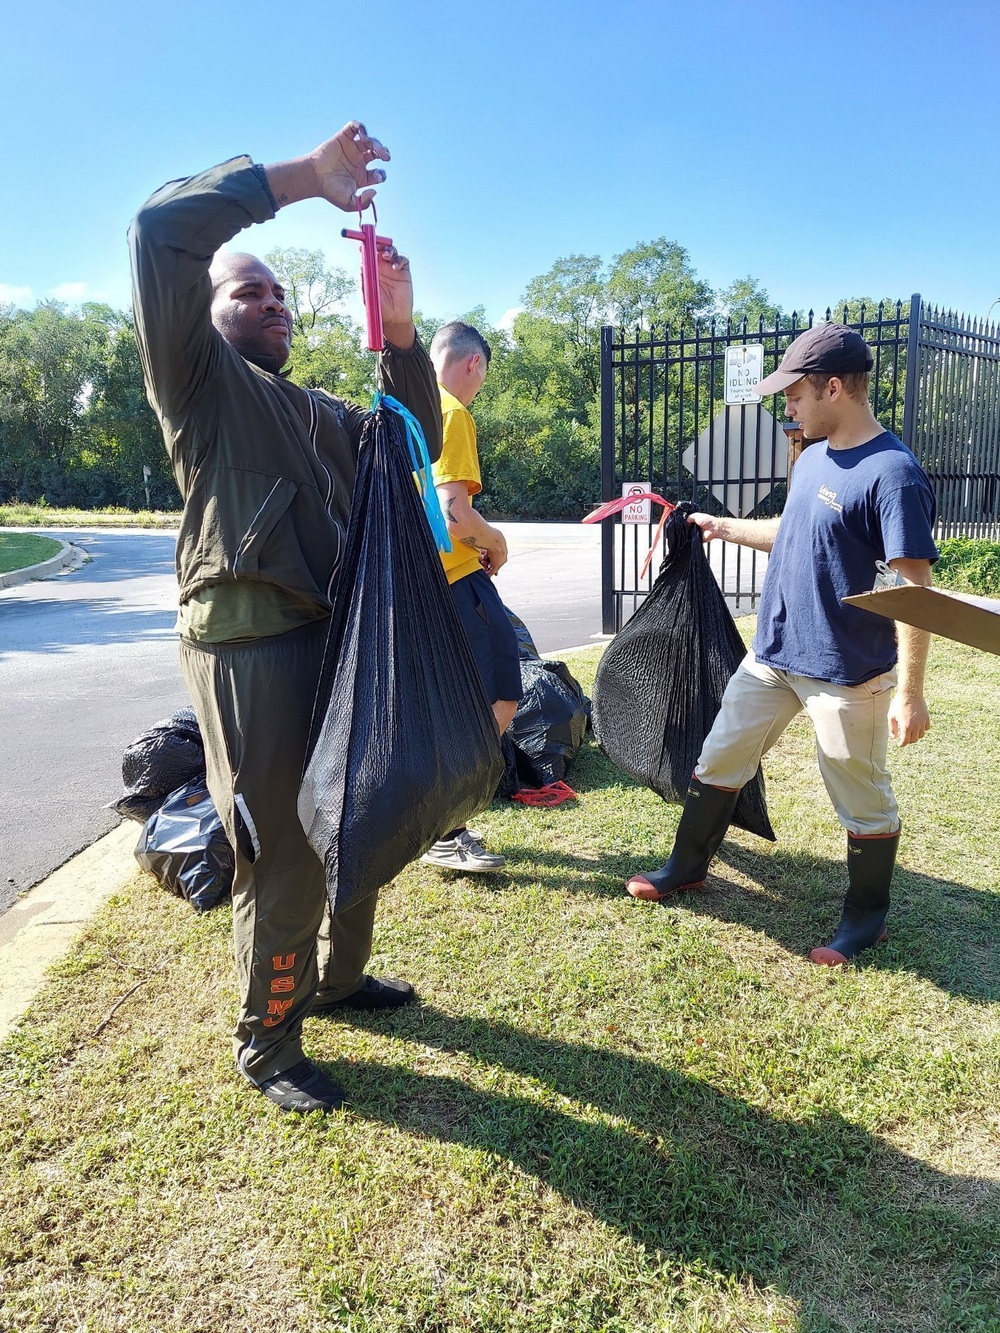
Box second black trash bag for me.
[508,657,590,788]
[298,398,505,914]
[134,779,233,912]
[113,708,205,823]
[592,504,775,841]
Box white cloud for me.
[0,283,33,307]
[51,281,90,303]
[497,305,523,332]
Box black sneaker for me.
[311,975,415,1015]
[258,1058,345,1113]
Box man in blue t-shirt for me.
[626,323,938,965]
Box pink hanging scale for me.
[341,203,392,352]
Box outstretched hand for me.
[310,122,391,213]
[687,511,725,542]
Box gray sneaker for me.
[420,829,506,873]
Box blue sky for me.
[2,0,998,328]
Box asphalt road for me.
[0,523,603,912]
[0,530,187,912]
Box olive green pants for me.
[180,620,378,1085]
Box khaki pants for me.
[697,654,900,837]
[180,620,378,1085]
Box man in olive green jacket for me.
[129,122,442,1113]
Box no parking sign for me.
[620,483,652,524]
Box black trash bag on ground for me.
[134,779,233,911]
[502,602,540,660]
[496,733,522,800]
[507,657,591,788]
[592,504,775,840]
[112,708,205,822]
[298,402,504,915]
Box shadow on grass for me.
[334,1008,999,1332]
[535,723,1000,1001]
[491,839,1000,1004]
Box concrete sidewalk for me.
[0,821,138,1040]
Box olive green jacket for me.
[129,155,442,616]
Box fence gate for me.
[599,296,1000,633]
[906,305,1000,540]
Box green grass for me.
[934,539,1000,597]
[0,502,180,530]
[0,531,62,574]
[1,633,998,1332]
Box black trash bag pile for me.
[493,604,590,798]
[134,779,234,912]
[298,401,505,915]
[113,709,233,911]
[503,603,540,661]
[592,503,775,840]
[112,708,205,822]
[508,657,591,788]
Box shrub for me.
[934,537,1000,596]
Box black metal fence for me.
[599,295,1000,632]
[907,304,1000,539]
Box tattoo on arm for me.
[441,494,480,548]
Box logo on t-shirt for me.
[817,483,843,514]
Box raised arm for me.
[128,123,397,419]
[128,156,277,418]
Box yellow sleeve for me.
[432,404,482,496]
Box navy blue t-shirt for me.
[753,432,938,686]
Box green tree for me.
[264,246,354,338]
[265,247,374,401]
[0,301,108,503]
[84,307,178,509]
[715,276,785,331]
[606,238,714,330]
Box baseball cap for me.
[756,323,875,396]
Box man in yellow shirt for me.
[421,322,522,872]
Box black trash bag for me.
[496,733,522,799]
[592,504,775,841]
[113,708,205,823]
[298,402,505,915]
[508,657,591,788]
[502,602,540,660]
[134,779,233,912]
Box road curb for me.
[0,822,138,1042]
[0,640,608,1044]
[0,539,87,590]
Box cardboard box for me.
[843,585,1000,656]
